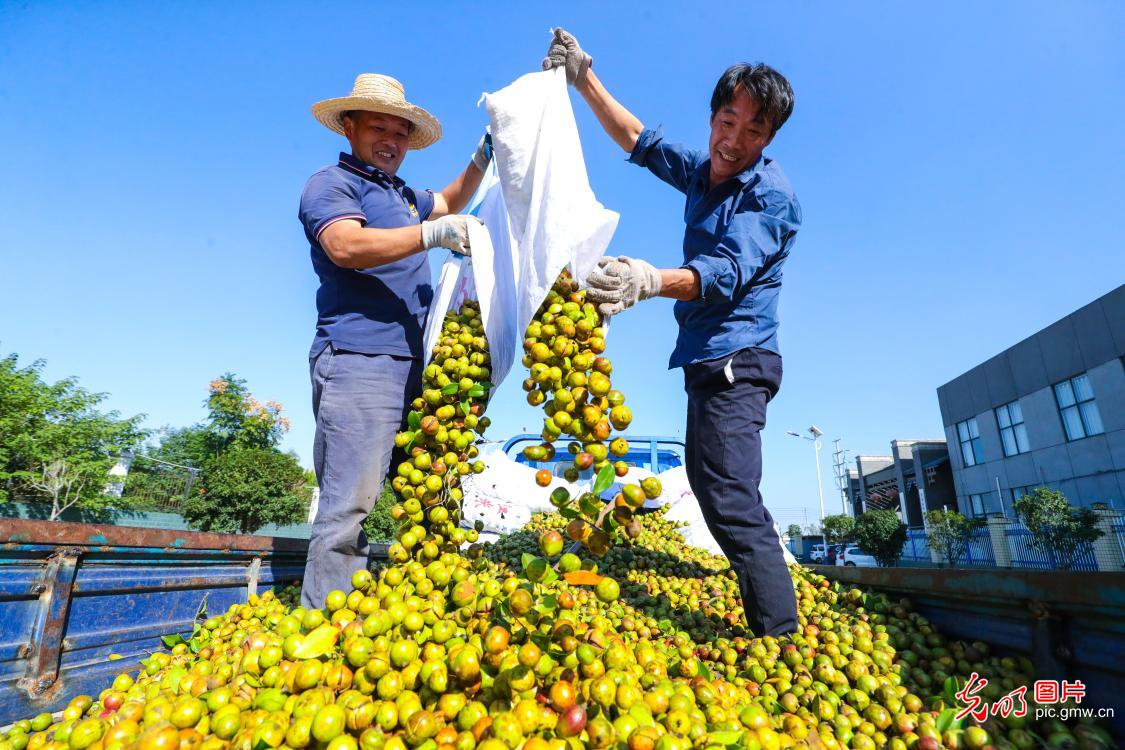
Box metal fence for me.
[888,521,1102,570]
[900,527,931,562]
[962,527,996,566]
[118,455,199,512]
[1004,523,1098,572]
[899,526,996,567]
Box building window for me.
[925,466,938,486]
[957,418,984,466]
[968,493,987,517]
[1054,373,1104,441]
[995,401,1030,456]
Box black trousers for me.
[683,347,798,637]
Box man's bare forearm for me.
[576,69,645,153]
[436,162,486,217]
[659,267,700,301]
[321,222,423,269]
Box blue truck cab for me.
[502,434,686,480]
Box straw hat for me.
[312,74,442,150]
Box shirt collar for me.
[693,153,768,191]
[735,154,767,184]
[337,152,405,188]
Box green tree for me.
[176,373,307,534]
[146,424,214,468]
[136,383,280,470]
[1013,487,1104,570]
[822,514,856,546]
[183,448,308,534]
[854,510,908,567]
[925,509,984,567]
[786,523,802,540]
[204,374,290,453]
[0,353,146,517]
[124,375,296,516]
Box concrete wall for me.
[937,284,1125,514]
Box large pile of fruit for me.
[1,271,1114,750]
[1,510,1114,750]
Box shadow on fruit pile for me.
[484,515,750,641]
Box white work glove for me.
[584,255,662,316]
[541,27,592,87]
[471,132,493,173]
[421,215,480,257]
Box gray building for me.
[937,284,1125,517]
[853,455,894,516]
[890,439,958,526]
[849,442,957,525]
[845,468,863,517]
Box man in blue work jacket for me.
[298,74,491,609]
[544,30,801,637]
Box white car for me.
[836,545,878,567]
[809,544,827,563]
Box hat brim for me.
[311,96,442,150]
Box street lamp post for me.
[788,426,826,523]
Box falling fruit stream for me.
[1,272,1114,750]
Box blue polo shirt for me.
[628,127,801,368]
[299,152,435,359]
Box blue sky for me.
[2,2,1123,529]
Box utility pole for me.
[831,439,851,516]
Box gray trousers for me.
[301,344,421,609]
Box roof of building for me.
[938,283,1124,396]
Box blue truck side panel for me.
[815,565,1125,736]
[0,520,308,724]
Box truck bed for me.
[0,519,308,723]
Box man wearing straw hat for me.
[543,31,801,637]
[299,73,491,608]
